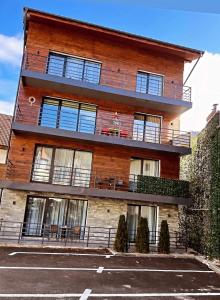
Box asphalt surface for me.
[0,247,220,299]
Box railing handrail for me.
[23,51,191,102]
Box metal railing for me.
[0,220,187,251]
[28,164,190,198]
[15,105,191,148]
[23,52,192,102]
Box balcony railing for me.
[23,52,192,102]
[30,164,190,198]
[15,106,191,149]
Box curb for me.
[195,255,220,275]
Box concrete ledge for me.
[0,180,191,205]
[12,122,191,155]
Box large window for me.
[32,146,92,187]
[129,158,160,191]
[39,98,97,134]
[0,149,7,164]
[47,53,101,84]
[23,196,87,236]
[133,113,162,143]
[136,72,163,96]
[127,205,157,243]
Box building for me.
[0,8,203,242]
[180,105,220,257]
[0,114,12,197]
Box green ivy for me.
[180,113,220,258]
[137,175,190,198]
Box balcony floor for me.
[21,70,192,120]
[12,122,191,155]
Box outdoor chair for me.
[68,226,81,240]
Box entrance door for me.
[127,205,157,242]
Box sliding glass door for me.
[129,158,159,191]
[133,113,162,143]
[32,146,92,187]
[127,205,157,242]
[23,197,88,236]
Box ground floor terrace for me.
[0,189,181,249]
[0,247,220,299]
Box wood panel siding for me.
[15,84,177,129]
[6,133,179,183]
[25,19,184,89]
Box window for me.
[129,158,159,191]
[133,113,162,143]
[39,98,97,134]
[127,205,157,243]
[47,53,101,84]
[23,196,87,236]
[32,146,92,187]
[136,72,163,96]
[0,149,7,164]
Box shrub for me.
[158,220,170,254]
[135,217,149,253]
[114,215,128,252]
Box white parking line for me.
[9,251,113,258]
[97,266,104,273]
[79,289,92,300]
[1,292,220,298]
[0,266,214,273]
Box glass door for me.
[52,148,74,185]
[127,205,139,242]
[23,197,46,236]
[72,151,92,187]
[145,115,161,143]
[127,205,157,243]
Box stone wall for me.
[0,188,179,234]
[0,189,27,222]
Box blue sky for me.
[0,0,220,131]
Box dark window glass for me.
[40,98,96,134]
[47,54,65,77]
[23,197,87,236]
[47,53,101,84]
[136,72,163,96]
[40,99,59,128]
[78,104,96,134]
[133,113,161,143]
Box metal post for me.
[87,226,90,247]
[108,228,111,248]
[18,222,23,244]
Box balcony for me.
[3,163,191,205]
[21,52,192,118]
[13,106,191,155]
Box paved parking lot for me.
[0,247,220,299]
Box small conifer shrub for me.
[135,217,149,253]
[158,220,170,254]
[114,215,128,252]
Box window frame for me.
[136,70,164,96]
[30,144,93,186]
[47,52,102,84]
[0,148,8,165]
[23,195,88,236]
[130,157,161,177]
[39,97,97,134]
[133,113,163,143]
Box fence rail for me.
[0,221,187,251]
[23,52,192,102]
[15,104,191,148]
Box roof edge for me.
[23,7,204,61]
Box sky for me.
[0,0,220,132]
